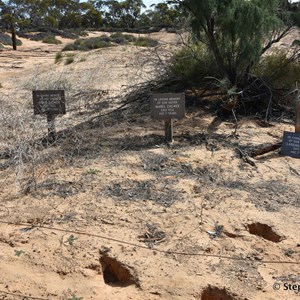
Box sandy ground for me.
[0,29,300,300]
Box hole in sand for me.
[100,255,137,287]
[247,222,282,243]
[201,286,236,300]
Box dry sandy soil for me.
[0,29,300,300]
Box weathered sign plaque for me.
[150,93,185,143]
[33,90,66,115]
[150,93,185,120]
[33,90,66,143]
[282,131,300,158]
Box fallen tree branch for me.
[250,142,282,157]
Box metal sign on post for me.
[282,102,300,159]
[33,90,66,143]
[150,93,185,143]
[282,131,300,158]
[33,90,66,115]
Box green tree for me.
[80,1,103,28]
[148,3,180,27]
[171,0,287,86]
[104,0,145,28]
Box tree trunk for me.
[205,17,229,81]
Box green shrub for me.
[42,36,62,44]
[62,44,76,51]
[65,57,74,65]
[170,42,219,84]
[55,52,63,64]
[255,50,300,89]
[63,35,112,51]
[110,33,136,44]
[134,37,158,47]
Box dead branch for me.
[250,142,282,157]
[261,26,293,55]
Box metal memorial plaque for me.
[33,90,66,115]
[151,93,185,120]
[282,131,300,158]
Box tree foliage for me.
[0,0,186,30]
[143,3,181,27]
[170,0,288,85]
[103,0,145,28]
[0,0,103,29]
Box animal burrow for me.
[201,286,237,300]
[247,222,283,243]
[100,255,138,287]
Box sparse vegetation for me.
[254,50,300,90]
[110,32,136,43]
[67,294,83,300]
[134,37,158,47]
[284,248,296,257]
[66,235,78,245]
[42,36,62,44]
[0,0,300,299]
[55,52,63,64]
[14,250,25,257]
[55,52,76,65]
[65,57,74,65]
[65,53,75,65]
[61,34,158,52]
[63,36,113,51]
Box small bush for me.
[170,42,219,84]
[63,35,112,51]
[65,57,74,65]
[55,52,63,64]
[110,33,136,44]
[62,44,76,51]
[42,36,62,44]
[65,53,75,63]
[255,50,300,89]
[0,32,22,46]
[134,37,158,47]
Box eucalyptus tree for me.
[104,0,145,28]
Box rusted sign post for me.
[150,93,185,143]
[33,90,66,143]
